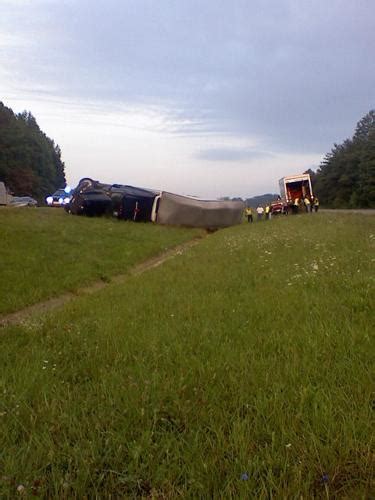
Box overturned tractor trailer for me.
[67,178,244,228]
[279,173,313,207]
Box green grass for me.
[0,207,203,314]
[0,212,374,497]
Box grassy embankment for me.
[0,207,203,314]
[0,212,374,497]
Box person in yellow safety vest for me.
[313,196,320,212]
[265,204,270,220]
[245,206,253,223]
[304,196,311,213]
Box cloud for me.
[1,0,374,153]
[195,148,273,162]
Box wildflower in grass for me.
[321,473,329,484]
[17,484,26,494]
[240,472,249,481]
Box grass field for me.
[0,211,374,497]
[0,207,203,314]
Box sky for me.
[0,0,374,198]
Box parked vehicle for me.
[279,173,313,209]
[46,189,71,207]
[270,200,284,215]
[9,196,38,207]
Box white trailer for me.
[152,191,244,228]
[0,182,13,205]
[279,173,313,205]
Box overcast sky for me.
[1,0,374,198]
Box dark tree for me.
[0,102,66,200]
[314,110,375,208]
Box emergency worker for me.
[304,196,311,213]
[293,197,299,214]
[265,204,270,220]
[313,196,320,212]
[245,206,253,223]
[256,205,264,220]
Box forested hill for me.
[0,102,66,199]
[313,110,375,208]
[220,194,279,206]
[244,193,279,207]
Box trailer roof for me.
[279,174,311,183]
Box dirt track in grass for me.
[0,236,204,328]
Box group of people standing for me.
[244,195,320,222]
[244,205,272,222]
[293,195,320,214]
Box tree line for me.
[0,101,66,200]
[312,110,375,208]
